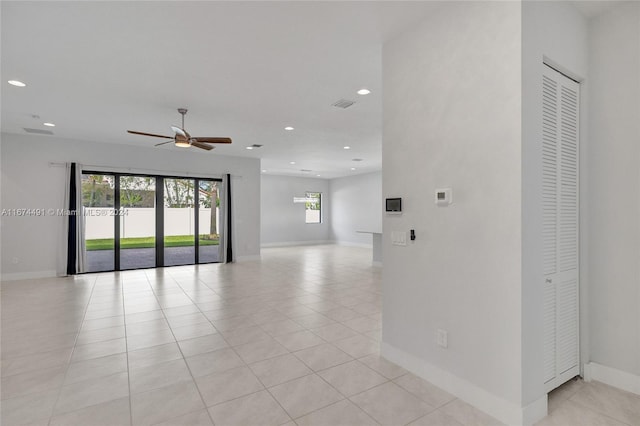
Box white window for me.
[305,192,321,224]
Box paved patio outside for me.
[86,245,219,272]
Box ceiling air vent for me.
[352,158,363,162]
[251,144,263,148]
[300,169,312,173]
[23,128,54,135]
[332,99,356,109]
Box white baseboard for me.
[261,240,332,248]
[584,362,640,395]
[522,394,548,426]
[334,240,373,249]
[381,342,547,426]
[235,254,261,262]
[1,270,58,281]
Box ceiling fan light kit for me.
[127,108,232,151]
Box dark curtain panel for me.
[225,173,233,262]
[66,162,78,275]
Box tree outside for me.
[199,180,219,239]
[81,175,221,251]
[82,174,114,207]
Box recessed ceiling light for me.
[284,126,294,131]
[43,122,56,127]
[8,80,26,87]
[357,88,371,95]
[343,146,351,150]
[350,167,356,171]
[246,146,254,150]
[290,161,296,165]
[316,174,321,177]
[262,170,267,173]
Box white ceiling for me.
[1,1,437,179]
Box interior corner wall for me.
[381,2,524,424]
[0,133,261,279]
[521,0,588,407]
[260,174,330,247]
[587,2,640,382]
[329,171,382,246]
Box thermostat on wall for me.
[435,188,452,206]
[385,198,402,214]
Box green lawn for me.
[87,235,219,251]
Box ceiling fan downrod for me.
[177,108,188,129]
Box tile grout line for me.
[148,268,222,426]
[306,361,384,425]
[121,273,135,426]
[161,267,363,424]
[566,392,635,426]
[2,248,394,426]
[46,273,99,426]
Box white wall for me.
[521,0,588,407]
[0,133,260,279]
[260,174,330,246]
[329,171,382,246]
[586,2,640,382]
[382,2,525,424]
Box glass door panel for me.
[119,176,156,270]
[164,178,195,266]
[82,174,115,272]
[198,180,220,263]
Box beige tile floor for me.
[1,245,639,425]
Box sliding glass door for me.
[164,178,195,266]
[82,172,219,272]
[82,174,115,273]
[198,180,220,263]
[119,176,156,270]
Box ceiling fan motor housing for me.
[127,107,230,151]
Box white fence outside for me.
[84,207,219,239]
[306,210,320,223]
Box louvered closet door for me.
[542,64,580,393]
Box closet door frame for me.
[542,62,581,393]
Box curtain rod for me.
[47,162,242,179]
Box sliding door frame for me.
[155,179,164,268]
[114,176,121,271]
[82,170,221,272]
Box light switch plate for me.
[391,231,407,246]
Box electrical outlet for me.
[437,329,448,348]
[11,257,19,264]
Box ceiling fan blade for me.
[170,126,187,138]
[154,140,175,147]
[128,130,173,139]
[192,137,232,144]
[191,141,214,151]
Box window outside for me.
[305,192,321,224]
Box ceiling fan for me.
[127,108,232,151]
